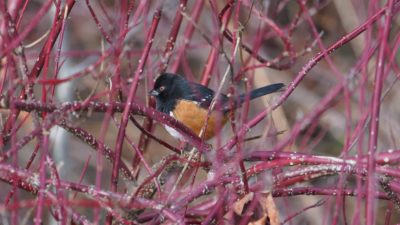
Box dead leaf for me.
[259,193,281,225]
[248,214,267,225]
[233,192,254,215]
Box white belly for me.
[164,112,185,140]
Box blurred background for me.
[1,0,400,224]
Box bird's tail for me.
[223,83,285,113]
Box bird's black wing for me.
[184,82,284,112]
[186,82,229,109]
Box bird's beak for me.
[149,89,159,96]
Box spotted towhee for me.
[149,73,284,140]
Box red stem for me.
[366,1,395,224]
[111,9,161,199]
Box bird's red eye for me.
[159,86,165,92]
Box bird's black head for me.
[149,73,190,112]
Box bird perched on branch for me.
[149,73,284,140]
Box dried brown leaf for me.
[260,193,281,225]
[233,192,254,215]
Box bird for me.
[149,73,284,140]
